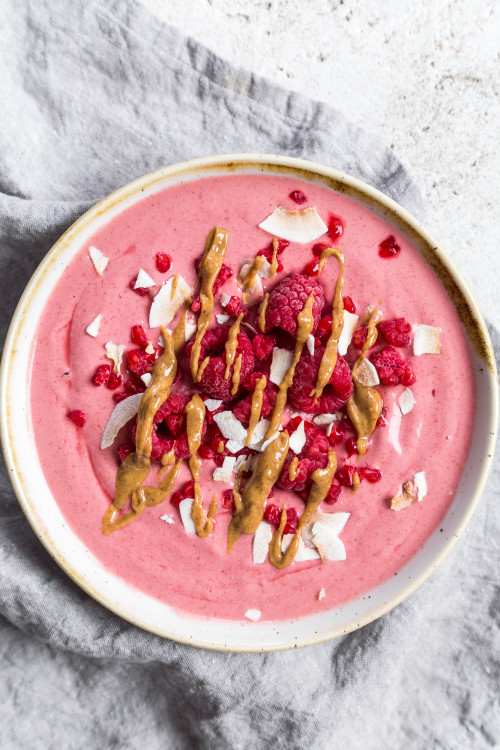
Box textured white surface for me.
[140,0,500,328]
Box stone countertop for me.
[140,0,500,329]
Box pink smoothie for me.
[29,173,475,622]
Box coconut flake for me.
[105,342,125,375]
[413,471,427,501]
[100,393,143,449]
[225,440,246,454]
[355,358,379,387]
[220,293,231,307]
[270,347,294,385]
[88,246,109,275]
[259,206,328,243]
[311,513,350,561]
[318,588,326,600]
[185,321,197,341]
[338,310,359,356]
[241,257,272,280]
[213,411,247,443]
[235,454,252,473]
[145,342,155,355]
[253,522,273,564]
[244,609,261,622]
[413,324,441,355]
[134,269,155,289]
[213,456,237,483]
[160,514,174,524]
[141,373,152,387]
[85,314,102,337]
[289,420,307,454]
[204,399,223,412]
[313,413,339,426]
[216,314,230,324]
[399,388,415,415]
[179,498,196,534]
[306,334,315,356]
[248,418,271,451]
[149,275,193,328]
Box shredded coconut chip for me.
[160,514,174,524]
[213,456,237,483]
[100,393,143,449]
[253,522,273,564]
[145,342,155,354]
[306,334,315,356]
[88,246,109,275]
[140,373,152,387]
[413,324,441,355]
[220,293,231,307]
[244,609,261,622]
[399,387,415,415]
[413,471,427,501]
[310,512,350,561]
[289,420,307,454]
[204,399,223,411]
[318,588,326,600]
[213,411,247,443]
[313,413,339,426]
[258,206,328,243]
[338,310,359,356]
[179,498,196,534]
[216,314,230,324]
[105,342,125,375]
[149,275,193,328]
[355,358,380,387]
[85,314,102,337]
[270,347,294,385]
[134,269,156,289]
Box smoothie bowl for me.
[1,154,497,651]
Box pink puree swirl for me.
[30,174,475,621]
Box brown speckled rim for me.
[1,154,498,652]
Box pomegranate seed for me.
[106,372,123,390]
[129,277,150,296]
[343,296,356,314]
[352,325,368,350]
[199,443,215,459]
[324,483,342,505]
[126,349,156,376]
[170,490,183,507]
[131,325,149,348]
[155,252,172,273]
[328,424,346,447]
[327,215,344,240]
[358,466,382,483]
[92,363,112,387]
[191,296,201,312]
[303,258,320,277]
[222,489,235,511]
[345,436,358,457]
[124,379,145,395]
[378,235,401,258]
[289,190,307,204]
[117,443,133,463]
[312,242,329,257]
[113,392,129,404]
[68,410,86,427]
[181,480,195,499]
[335,464,357,486]
[317,316,332,342]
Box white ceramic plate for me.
[1,154,498,651]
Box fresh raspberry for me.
[324,483,342,505]
[233,389,273,423]
[343,296,356,314]
[224,296,247,317]
[312,242,329,257]
[289,190,307,204]
[92,364,112,386]
[358,466,382,483]
[106,372,123,390]
[327,215,344,240]
[327,422,346,447]
[264,504,299,534]
[253,333,276,361]
[264,274,325,337]
[155,252,172,273]
[170,491,183,507]
[379,318,412,347]
[129,277,150,296]
[289,347,353,414]
[199,443,215,460]
[370,346,416,387]
[191,297,201,312]
[117,443,133,463]
[165,413,185,438]
[335,464,357,486]
[185,326,254,401]
[131,325,149,348]
[126,348,158,377]
[68,410,86,427]
[378,235,401,258]
[212,264,233,295]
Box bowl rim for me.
[1,152,498,652]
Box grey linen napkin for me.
[0,1,498,748]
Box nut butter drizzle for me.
[185,393,216,537]
[190,227,229,381]
[245,374,267,446]
[241,255,266,292]
[347,308,383,455]
[270,238,279,278]
[258,293,269,333]
[231,353,242,396]
[268,448,337,569]
[102,327,178,535]
[310,248,345,403]
[224,313,244,379]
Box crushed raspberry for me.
[155,252,172,273]
[126,348,158,377]
[278,421,330,492]
[170,479,196,507]
[222,489,235,512]
[68,410,86,427]
[257,239,288,272]
[379,318,412,347]
[124,379,146,395]
[303,258,321,277]
[345,436,358,458]
[264,274,324,337]
[324,483,342,505]
[224,296,246,317]
[343,296,356,314]
[165,413,185,438]
[328,215,344,240]
[170,491,183,507]
[312,242,329,257]
[106,371,123,390]
[377,408,388,428]
[253,333,276,361]
[352,325,368,350]
[370,346,416,387]
[327,422,346,447]
[117,443,133,463]
[289,190,307,204]
[112,392,129,404]
[129,277,150,296]
[212,264,233,295]
[199,443,215,460]
[185,326,254,401]
[131,325,149,348]
[378,235,401,258]
[92,364,112,386]
[289,347,353,414]
[358,466,382,483]
[264,504,298,534]
[335,464,357,486]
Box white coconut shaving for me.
[289,420,307,454]
[234,454,252,473]
[253,522,273,564]
[354,358,379,387]
[213,411,247,444]
[281,534,320,562]
[413,324,441,355]
[140,373,152,387]
[105,342,125,375]
[318,588,326,600]
[306,334,315,356]
[160,514,174,524]
[204,399,223,412]
[88,246,109,275]
[247,418,271,451]
[244,609,261,622]
[145,342,155,354]
[313,413,339,426]
[149,275,193,329]
[179,498,196,534]
[220,293,231,307]
[216,314,230,324]
[270,347,294,385]
[100,393,143,449]
[213,456,237,483]
[413,471,427,501]
[185,321,197,341]
[399,388,415,415]
[337,310,359,356]
[241,256,272,280]
[85,314,102,337]
[311,512,350,561]
[134,268,155,289]
[258,206,328,243]
[225,440,246,454]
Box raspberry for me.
[303,258,321,277]
[126,348,158,377]
[289,347,353,414]
[199,443,215,460]
[233,390,273,423]
[155,252,172,273]
[257,239,288,272]
[370,346,416,387]
[131,325,149,348]
[253,333,276,361]
[378,235,401,258]
[129,277,150,296]
[68,410,86,427]
[327,422,346,447]
[278,421,330,492]
[264,274,325,338]
[212,264,233,295]
[345,436,358,457]
[352,325,368,350]
[165,413,185,438]
[124,379,145,395]
[225,296,246,317]
[379,318,412,347]
[170,480,195,507]
[312,243,329,257]
[264,505,298,534]
[117,443,133,463]
[327,215,344,240]
[106,372,123,390]
[170,491,183,507]
[191,297,201,312]
[289,190,307,204]
[358,466,382,483]
[335,464,357,486]
[185,326,254,401]
[324,484,342,505]
[343,296,356,314]
[92,364,112,386]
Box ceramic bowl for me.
[1,154,497,651]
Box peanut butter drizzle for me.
[288,456,300,481]
[265,293,316,440]
[190,227,229,381]
[171,274,179,299]
[224,313,244,378]
[102,328,178,535]
[258,293,269,333]
[227,431,290,552]
[232,468,243,513]
[231,353,242,396]
[240,255,266,291]
[310,248,345,403]
[132,461,181,509]
[352,471,360,492]
[268,448,337,569]
[185,393,216,538]
[347,309,383,456]
[245,374,267,446]
[270,238,279,278]
[173,303,189,354]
